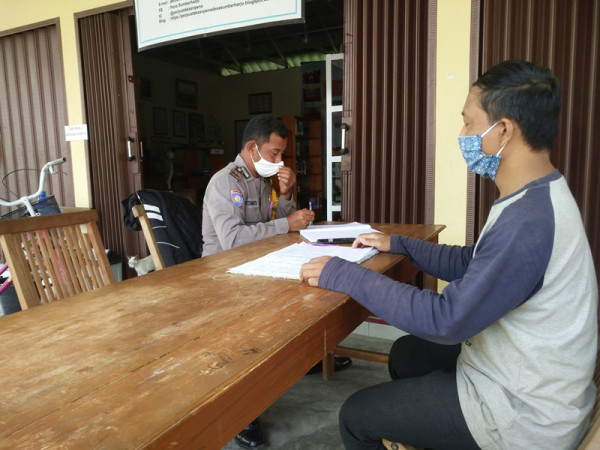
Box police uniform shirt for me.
[202,154,296,256]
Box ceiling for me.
[133,0,344,76]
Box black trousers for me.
[338,335,480,450]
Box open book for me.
[299,222,380,243]
[227,242,378,280]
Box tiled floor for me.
[223,334,395,449]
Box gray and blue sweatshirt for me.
[319,170,597,449]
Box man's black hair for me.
[241,114,289,149]
[474,60,561,150]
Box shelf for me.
[282,115,323,221]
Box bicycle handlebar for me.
[47,157,67,168]
[42,157,67,178]
[0,157,67,215]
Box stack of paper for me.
[299,222,380,242]
[227,242,378,280]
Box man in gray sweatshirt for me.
[300,60,597,449]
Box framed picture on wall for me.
[173,110,186,137]
[153,107,168,136]
[189,113,204,143]
[175,79,197,109]
[248,92,271,114]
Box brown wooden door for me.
[341,0,436,224]
[0,23,74,216]
[79,9,145,273]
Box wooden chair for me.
[381,340,600,450]
[132,204,166,271]
[0,209,115,310]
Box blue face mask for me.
[458,121,506,180]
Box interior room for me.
[130,0,344,222]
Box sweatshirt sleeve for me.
[319,202,553,344]
[390,235,474,282]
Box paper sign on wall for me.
[65,125,89,142]
[135,0,304,50]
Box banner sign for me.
[135,0,304,50]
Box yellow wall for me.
[434,0,471,249]
[0,0,472,255]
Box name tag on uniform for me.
[245,199,259,207]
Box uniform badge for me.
[230,189,243,207]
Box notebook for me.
[299,222,380,243]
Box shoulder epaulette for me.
[229,166,243,181]
[229,165,251,181]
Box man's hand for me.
[300,256,332,287]
[287,209,315,231]
[277,166,296,199]
[352,232,391,252]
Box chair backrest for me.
[132,204,166,271]
[0,209,115,310]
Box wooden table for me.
[0,223,444,449]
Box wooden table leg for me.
[322,352,335,380]
[423,273,438,292]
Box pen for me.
[308,201,313,226]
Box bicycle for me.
[0,157,67,305]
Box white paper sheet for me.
[299,222,381,242]
[227,242,378,280]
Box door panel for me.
[0,24,73,217]
[79,9,144,270]
[342,0,435,224]
[471,0,600,283]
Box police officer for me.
[203,115,351,448]
[202,115,314,256]
[202,115,315,448]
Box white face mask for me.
[253,144,283,177]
